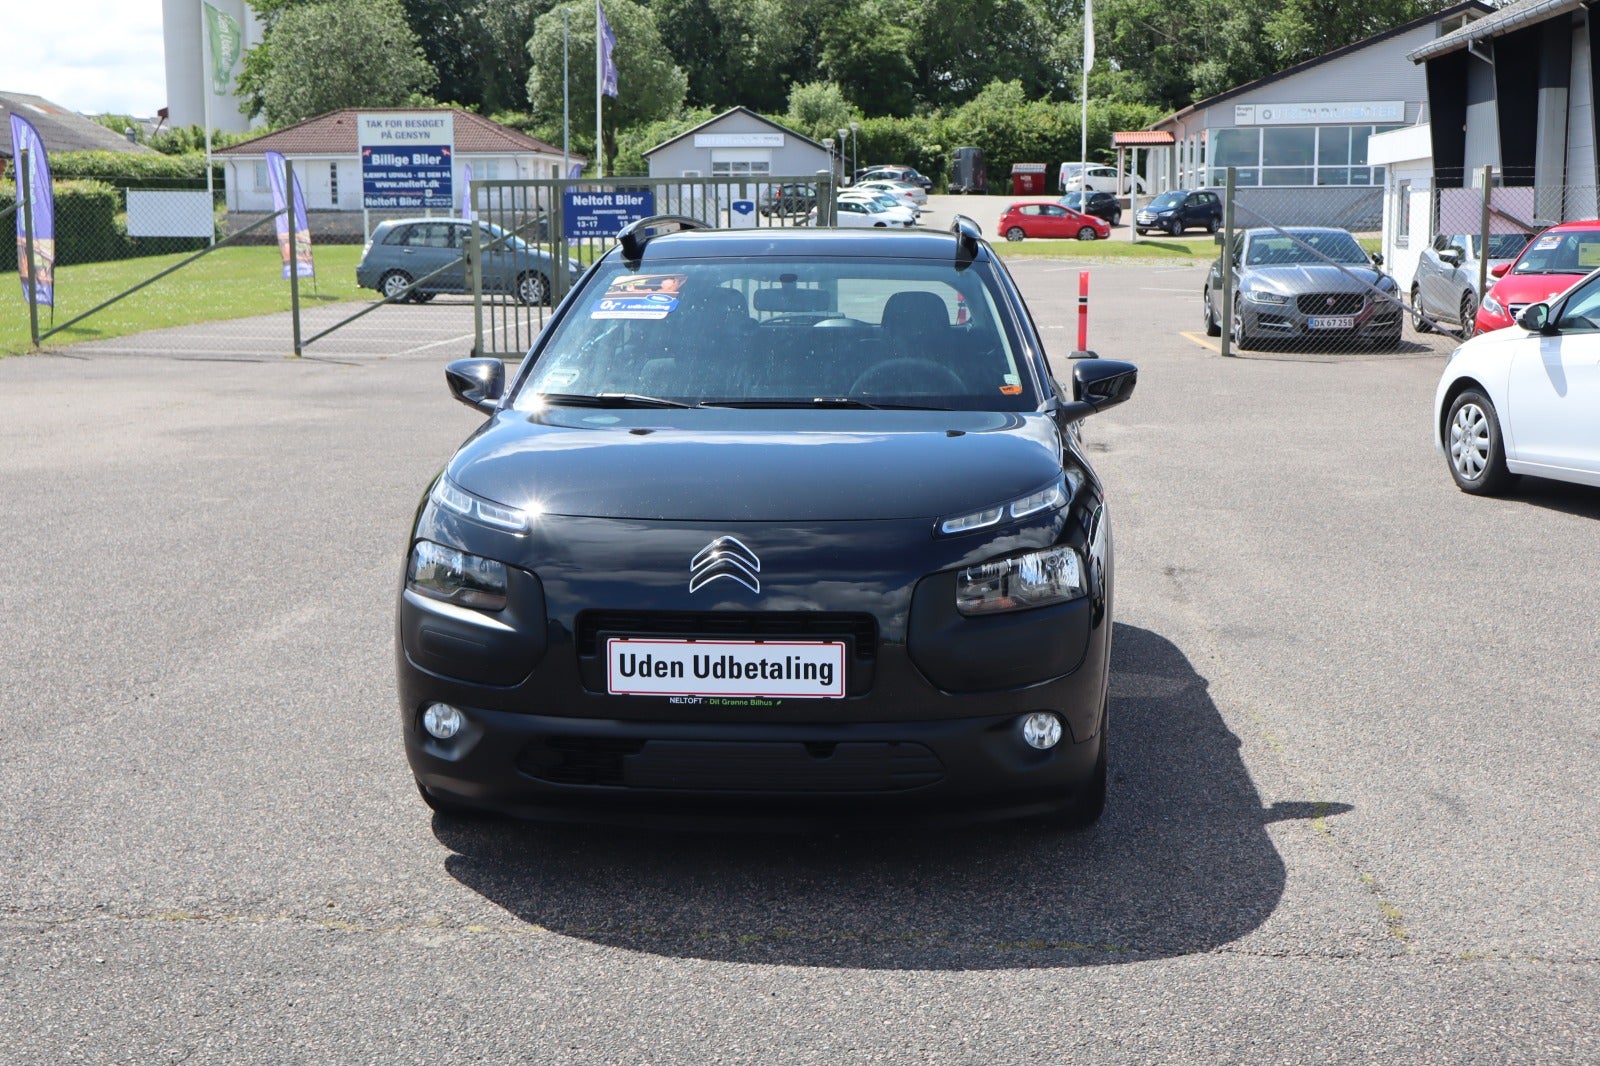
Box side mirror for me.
[1371,252,1384,267]
[1516,303,1551,332]
[1059,358,1138,421]
[1439,249,1464,267]
[1432,234,1451,252]
[445,357,505,413]
[1491,262,1511,278]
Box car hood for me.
[448,408,1065,522]
[1242,264,1389,292]
[1487,271,1588,306]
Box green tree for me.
[906,0,1056,109]
[401,0,550,114]
[783,82,859,143]
[819,1,917,116]
[651,0,813,112]
[526,0,688,173]
[244,0,438,124]
[1264,0,1442,67]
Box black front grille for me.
[517,736,943,792]
[577,610,878,659]
[1297,292,1365,315]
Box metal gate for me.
[466,174,834,359]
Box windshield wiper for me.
[535,392,695,408]
[701,397,950,410]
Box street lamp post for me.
[822,137,836,182]
[849,121,859,180]
[838,129,850,183]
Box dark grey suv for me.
[1135,190,1222,236]
[356,218,580,305]
[759,183,816,217]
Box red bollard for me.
[1077,270,1090,351]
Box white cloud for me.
[6,2,168,117]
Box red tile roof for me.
[1112,131,1176,146]
[215,108,580,159]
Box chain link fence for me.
[5,167,830,361]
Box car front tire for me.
[1110,211,1122,226]
[1458,293,1478,341]
[1077,225,1098,241]
[1410,285,1433,333]
[1203,286,1222,336]
[1231,295,1253,351]
[1167,219,1184,237]
[1446,389,1517,495]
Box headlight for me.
[407,540,508,611]
[937,476,1074,536]
[1482,294,1504,316]
[431,476,530,532]
[1243,290,1289,305]
[956,546,1086,616]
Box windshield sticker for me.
[1535,236,1562,251]
[590,274,686,320]
[1579,244,1600,268]
[543,368,580,388]
[1000,384,1023,395]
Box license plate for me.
[1308,315,1355,330]
[607,638,846,699]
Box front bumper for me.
[1239,296,1402,340]
[399,582,1112,825]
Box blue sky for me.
[9,2,168,117]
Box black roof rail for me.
[617,214,711,262]
[950,214,983,266]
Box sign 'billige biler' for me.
[606,638,846,698]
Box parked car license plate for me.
[1308,315,1356,330]
[607,638,846,698]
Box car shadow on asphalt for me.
[433,623,1350,969]
[1506,476,1600,519]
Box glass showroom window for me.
[711,160,772,176]
[1211,124,1402,187]
[1210,128,1261,186]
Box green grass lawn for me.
[2,244,366,356]
[993,237,1214,260]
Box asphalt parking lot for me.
[2,257,1596,1062]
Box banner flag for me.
[1084,0,1095,72]
[597,0,618,98]
[203,2,244,94]
[568,162,584,180]
[9,114,55,307]
[265,151,315,280]
[461,162,473,220]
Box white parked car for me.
[1063,164,1148,196]
[838,191,917,225]
[1435,267,1600,494]
[806,198,914,228]
[854,179,928,207]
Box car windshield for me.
[1486,233,1532,259]
[1059,194,1084,209]
[1244,231,1368,266]
[1511,231,1600,274]
[514,256,1036,411]
[478,222,529,252]
[1148,192,1185,209]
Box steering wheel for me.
[849,358,967,396]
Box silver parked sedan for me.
[1203,227,1404,350]
[1410,231,1533,340]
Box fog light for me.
[1021,712,1063,750]
[422,703,464,740]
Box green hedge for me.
[0,179,210,270]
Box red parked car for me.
[999,200,1111,242]
[1475,219,1600,334]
